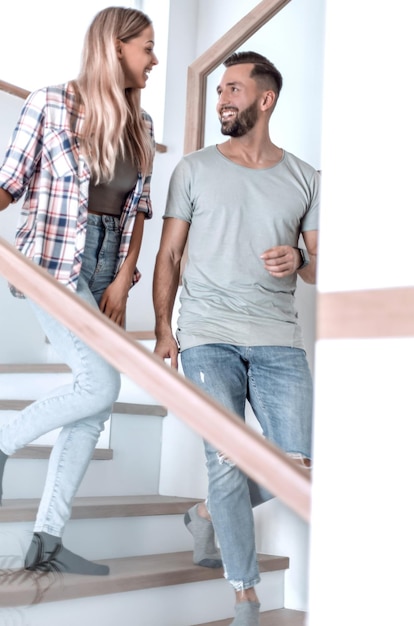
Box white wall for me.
[0,0,136,90]
[309,1,414,625]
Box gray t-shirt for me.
[164,145,320,351]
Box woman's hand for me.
[99,273,130,327]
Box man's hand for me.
[154,332,180,369]
[260,245,301,278]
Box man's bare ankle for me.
[235,587,259,604]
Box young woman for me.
[0,6,158,575]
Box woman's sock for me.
[25,532,109,575]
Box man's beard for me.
[220,100,259,137]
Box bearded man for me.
[153,51,319,626]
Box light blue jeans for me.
[180,343,313,590]
[0,214,121,536]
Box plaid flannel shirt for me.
[0,83,154,297]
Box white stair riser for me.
[0,409,111,448]
[0,572,284,626]
[0,369,160,406]
[2,413,163,499]
[0,515,196,563]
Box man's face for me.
[216,63,261,137]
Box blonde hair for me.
[73,6,154,183]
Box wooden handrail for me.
[0,80,167,154]
[184,0,292,154]
[0,80,29,100]
[0,236,311,522]
[317,287,414,339]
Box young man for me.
[153,51,319,626]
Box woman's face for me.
[117,24,158,89]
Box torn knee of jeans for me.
[287,452,312,469]
[216,451,236,467]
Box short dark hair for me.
[223,51,283,98]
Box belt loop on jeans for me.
[87,213,120,230]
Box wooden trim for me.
[0,79,29,99]
[155,142,167,153]
[11,445,112,461]
[198,608,306,626]
[184,0,292,153]
[0,363,70,373]
[0,80,167,153]
[113,401,167,416]
[44,329,155,343]
[0,495,202,522]
[127,329,156,340]
[0,236,311,522]
[317,287,414,340]
[0,399,167,417]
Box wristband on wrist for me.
[294,247,309,270]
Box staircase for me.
[0,353,306,625]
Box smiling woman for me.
[0,5,158,577]
[117,25,158,89]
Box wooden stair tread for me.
[0,552,288,607]
[0,399,167,417]
[195,608,306,626]
[0,494,202,522]
[0,363,71,373]
[10,444,113,461]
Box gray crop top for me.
[88,153,138,217]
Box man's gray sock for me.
[25,532,109,576]
[230,601,261,626]
[184,504,222,568]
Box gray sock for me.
[0,450,8,505]
[230,601,261,626]
[25,532,109,576]
[184,504,222,568]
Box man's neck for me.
[216,136,283,169]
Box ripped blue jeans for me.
[180,343,313,590]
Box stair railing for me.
[0,80,167,154]
[0,236,311,522]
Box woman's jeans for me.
[180,343,313,590]
[0,214,121,536]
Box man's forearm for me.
[153,253,181,337]
[298,253,317,284]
